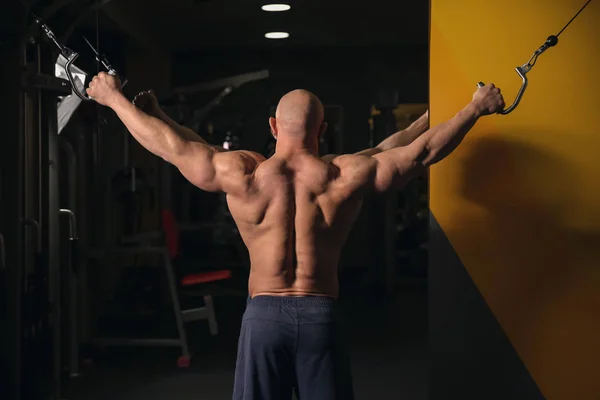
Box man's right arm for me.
[368,84,504,193]
[111,92,263,194]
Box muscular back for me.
[226,153,374,298]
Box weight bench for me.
[87,209,232,367]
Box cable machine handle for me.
[478,66,528,115]
[478,35,558,115]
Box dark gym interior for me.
[3,0,599,399]
[1,1,430,399]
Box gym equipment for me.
[56,56,86,134]
[162,70,270,133]
[58,209,78,273]
[111,166,154,236]
[86,209,235,367]
[478,0,594,114]
[18,31,65,399]
[6,3,120,399]
[34,15,127,101]
[169,70,269,97]
[58,138,82,378]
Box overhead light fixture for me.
[261,4,291,12]
[265,32,290,39]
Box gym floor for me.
[65,283,428,400]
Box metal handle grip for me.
[477,66,528,115]
[59,209,78,240]
[22,218,41,253]
[66,55,119,101]
[60,209,79,275]
[70,237,80,275]
[65,53,93,102]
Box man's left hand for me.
[86,72,122,107]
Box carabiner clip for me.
[478,35,558,115]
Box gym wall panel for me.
[429,0,600,399]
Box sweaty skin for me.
[88,76,505,299]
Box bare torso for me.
[226,152,372,298]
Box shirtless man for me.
[87,73,504,400]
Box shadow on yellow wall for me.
[446,135,600,398]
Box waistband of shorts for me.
[248,295,337,307]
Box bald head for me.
[273,89,325,138]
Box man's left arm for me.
[322,110,429,162]
[368,110,429,153]
[133,90,209,144]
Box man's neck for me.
[274,138,319,157]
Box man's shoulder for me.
[325,154,376,193]
[234,150,267,164]
[330,153,376,172]
[216,150,267,177]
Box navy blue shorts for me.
[232,296,354,400]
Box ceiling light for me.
[265,32,290,39]
[261,4,291,12]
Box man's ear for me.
[319,122,328,139]
[269,117,278,139]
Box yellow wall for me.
[430,1,600,398]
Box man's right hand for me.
[133,90,159,115]
[472,84,505,115]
